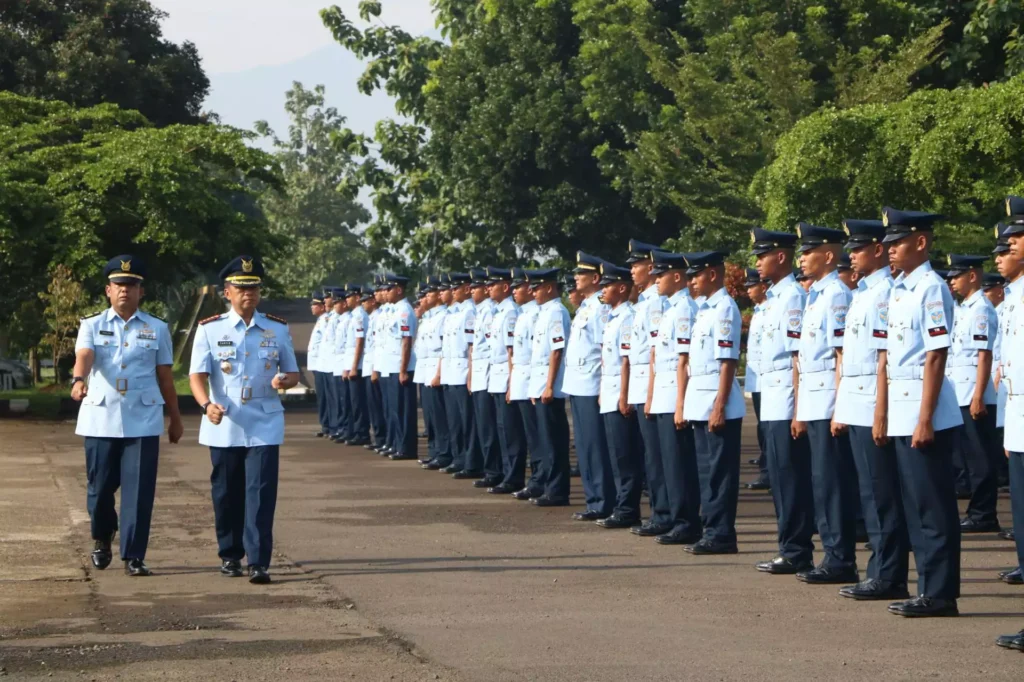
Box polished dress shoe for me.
[747,458,759,466]
[570,466,581,478]
[452,469,484,480]
[888,596,958,617]
[315,431,326,438]
[90,538,113,570]
[487,483,517,495]
[683,538,738,555]
[839,579,910,601]
[421,460,444,471]
[999,528,1016,541]
[248,565,271,584]
[440,465,461,474]
[999,567,1023,585]
[417,457,432,465]
[512,487,542,501]
[473,476,503,489]
[745,479,771,491]
[630,521,672,537]
[220,559,243,577]
[389,453,417,461]
[124,558,151,577]
[531,496,569,507]
[572,510,608,522]
[796,565,860,585]
[995,629,1024,651]
[756,556,813,575]
[363,443,379,451]
[960,517,1001,534]
[595,514,640,529]
[655,528,701,545]
[346,438,370,446]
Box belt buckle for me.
[116,378,128,395]
[241,386,253,403]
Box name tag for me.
[98,330,114,336]
[218,340,235,347]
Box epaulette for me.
[199,314,225,325]
[80,311,102,321]
[264,313,288,325]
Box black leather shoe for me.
[745,479,771,491]
[421,460,443,470]
[363,443,379,451]
[124,558,151,577]
[596,514,640,529]
[955,487,972,500]
[389,453,417,461]
[315,431,326,438]
[487,483,517,495]
[747,458,759,466]
[999,567,1023,585]
[90,538,113,570]
[512,487,542,501]
[995,630,1024,651]
[452,469,484,480]
[248,565,271,584]
[347,438,371,446]
[756,556,813,575]
[960,517,1001,533]
[796,565,860,585]
[683,538,738,555]
[839,579,910,601]
[473,476,503,489]
[570,466,581,478]
[655,529,701,545]
[418,431,428,439]
[572,510,608,522]
[630,522,672,537]
[531,496,569,507]
[888,596,958,618]
[220,559,243,577]
[440,465,461,474]
[999,528,1016,541]
[417,457,432,465]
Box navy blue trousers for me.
[346,373,370,441]
[366,376,386,447]
[654,415,702,536]
[496,394,527,489]
[469,390,503,478]
[314,371,330,434]
[894,428,961,599]
[637,407,670,525]
[571,396,616,515]
[764,420,815,563]
[444,385,473,471]
[384,374,417,457]
[1010,451,1024,571]
[324,371,339,434]
[380,373,396,450]
[751,392,769,483]
[85,436,159,560]
[692,419,742,545]
[807,420,859,570]
[518,400,544,493]
[958,407,1001,525]
[209,445,279,568]
[602,410,643,519]
[423,385,452,466]
[333,375,350,439]
[848,425,909,583]
[535,397,571,501]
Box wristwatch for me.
[201,401,211,415]
[70,376,85,387]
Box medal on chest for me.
[221,359,233,374]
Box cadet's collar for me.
[106,307,141,324]
[701,287,728,309]
[609,301,629,317]
[766,273,797,299]
[810,269,839,293]
[859,267,892,292]
[962,289,984,307]
[896,261,934,290]
[1006,276,1024,296]
[228,308,265,330]
[668,289,687,304]
[541,298,561,310]
[498,297,515,311]
[584,291,602,307]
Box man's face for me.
[690,268,715,298]
[388,286,405,303]
[513,283,531,306]
[452,284,470,303]
[887,234,927,272]
[362,299,374,313]
[948,270,976,298]
[838,269,857,289]
[311,302,325,316]
[225,284,261,313]
[533,282,557,304]
[333,298,347,313]
[471,285,487,304]
[755,249,789,281]
[106,281,143,311]
[985,286,1005,307]
[799,246,829,280]
[568,290,583,308]
[745,283,766,304]
[848,244,874,274]
[631,261,653,288]
[1011,234,1024,261]
[601,282,627,306]
[655,270,676,297]
[439,288,453,305]
[347,295,361,310]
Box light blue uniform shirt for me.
[650,289,696,414]
[332,311,351,377]
[996,279,1023,427]
[835,268,892,428]
[745,302,765,393]
[365,307,380,374]
[1003,278,1024,449]
[627,284,661,405]
[599,302,633,414]
[442,300,474,385]
[529,299,571,399]
[413,306,441,383]
[488,298,519,394]
[346,306,369,373]
[379,299,416,374]
[946,289,997,406]
[307,313,326,373]
[75,308,173,438]
[375,303,393,377]
[758,274,806,421]
[886,262,962,437]
[796,270,850,422]
[470,299,495,392]
[510,300,538,401]
[684,288,745,421]
[563,292,609,397]
[321,310,338,375]
[189,309,299,447]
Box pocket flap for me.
[140,391,165,407]
[846,380,877,396]
[134,338,159,350]
[261,400,285,414]
[82,391,106,406]
[804,372,836,392]
[764,371,793,389]
[891,379,923,402]
[689,374,720,391]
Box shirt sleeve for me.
[966,305,996,351]
[189,324,213,374]
[714,303,741,361]
[619,311,634,357]
[355,311,367,339]
[74,318,95,352]
[279,330,300,373]
[401,306,416,338]
[504,309,518,347]
[921,282,952,351]
[825,287,850,349]
[868,292,889,350]
[464,308,476,344]
[674,307,692,355]
[783,290,804,352]
[549,310,566,351]
[156,322,173,366]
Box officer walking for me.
[467,268,503,486]
[71,255,183,576]
[682,251,745,554]
[485,267,526,495]
[308,291,330,437]
[380,274,418,461]
[344,286,371,446]
[881,207,963,617]
[188,256,300,584]
[441,273,477,476]
[744,269,771,491]
[509,269,546,500]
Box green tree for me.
[39,264,87,383]
[0,0,209,126]
[255,83,373,295]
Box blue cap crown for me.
[104,254,146,283]
[750,227,798,255]
[219,255,264,288]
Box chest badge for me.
[221,359,233,374]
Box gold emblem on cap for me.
[946,254,952,266]
[600,262,607,275]
[1007,198,1012,217]
[241,258,253,273]
[750,231,756,245]
[882,210,889,227]
[842,221,850,236]
[796,224,803,239]
[995,225,1001,238]
[120,259,131,272]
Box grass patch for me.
[0,385,65,419]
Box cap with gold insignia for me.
[345,284,363,298]
[945,254,987,278]
[742,268,763,287]
[993,224,1011,254]
[384,272,409,288]
[1005,196,1024,232]
[796,223,845,253]
[311,290,325,304]
[880,207,943,243]
[486,266,513,283]
[573,251,606,274]
[104,255,146,284]
[983,273,1006,290]
[649,251,688,275]
[598,262,630,286]
[625,239,663,264]
[750,227,798,255]
[842,219,885,249]
[469,268,489,288]
[510,268,531,288]
[219,255,264,288]
[684,251,727,276]
[526,268,561,290]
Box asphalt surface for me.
[1,409,1023,681]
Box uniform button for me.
[245,352,250,357]
[121,364,126,369]
[243,376,248,380]
[903,392,909,397]
[858,385,863,390]
[124,342,129,347]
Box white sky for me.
[155,0,438,74]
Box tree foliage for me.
[39,264,87,380]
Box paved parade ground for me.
[1,411,1022,681]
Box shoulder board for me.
[143,311,166,322]
[264,313,288,325]
[199,314,225,325]
[80,311,103,321]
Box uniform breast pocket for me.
[257,349,279,373]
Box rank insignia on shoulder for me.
[264,313,288,324]
[80,311,103,320]
[199,314,225,325]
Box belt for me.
[887,366,925,380]
[841,362,877,377]
[689,363,720,377]
[761,358,794,374]
[224,385,277,401]
[98,376,159,395]
[799,358,836,373]
[946,358,979,368]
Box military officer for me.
[595,263,642,528]
[308,291,330,437]
[837,253,858,289]
[646,250,702,545]
[564,275,582,313]
[566,252,616,521]
[793,223,859,584]
[833,219,910,601]
[344,285,371,446]
[624,240,670,535]
[946,254,1001,534]
[751,228,815,576]
[71,255,183,576]
[412,281,433,463]
[528,268,573,506]
[467,268,503,485]
[375,279,399,456]
[363,280,387,451]
[484,267,526,494]
[881,207,963,617]
[320,288,340,441]
[188,256,300,584]
[440,273,476,475]
[329,287,351,443]
[380,274,418,461]
[744,268,771,491]
[984,273,1006,308]
[994,225,1020,547]
[509,268,546,500]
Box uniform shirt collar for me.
[1006,275,1024,297]
[609,301,629,318]
[106,307,142,324]
[895,261,933,290]
[583,291,602,307]
[639,284,657,301]
[767,273,797,299]
[228,308,266,330]
[668,289,687,304]
[497,297,515,312]
[541,298,561,310]
[858,267,892,292]
[810,269,839,292]
[962,289,984,308]
[701,287,727,309]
